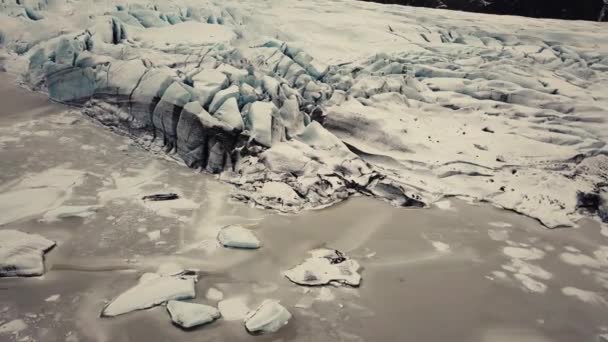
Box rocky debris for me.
[283,249,361,287]
[101,264,197,317]
[0,230,56,277]
[576,190,608,223]
[166,300,220,328]
[217,225,261,249]
[600,191,608,223]
[244,300,291,334]
[142,193,180,201]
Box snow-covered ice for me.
[2,0,606,227]
[101,265,196,317]
[244,300,291,334]
[283,249,361,287]
[217,225,261,249]
[166,300,220,328]
[0,229,55,277]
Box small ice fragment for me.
[503,247,545,261]
[217,225,261,249]
[0,319,27,335]
[218,297,250,321]
[244,300,291,334]
[431,241,451,253]
[206,287,224,301]
[489,222,512,228]
[45,294,60,302]
[514,274,547,293]
[562,287,605,304]
[147,230,161,241]
[166,300,220,328]
[435,200,455,211]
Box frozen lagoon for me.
[2,73,608,341]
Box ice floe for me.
[0,230,55,277]
[0,319,27,336]
[561,287,606,305]
[217,225,261,249]
[101,265,196,317]
[244,300,291,334]
[283,249,361,287]
[166,300,220,328]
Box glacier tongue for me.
[2,0,608,227]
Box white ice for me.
[217,225,261,249]
[244,300,291,334]
[283,249,361,287]
[101,266,196,317]
[166,300,220,328]
[0,230,55,277]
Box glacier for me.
[1,0,608,228]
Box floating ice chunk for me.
[503,247,545,261]
[488,229,509,241]
[101,272,196,317]
[435,200,455,211]
[214,97,244,130]
[513,273,547,293]
[166,301,220,328]
[217,225,261,249]
[218,296,249,321]
[0,319,27,335]
[431,241,451,253]
[147,230,161,241]
[562,287,605,305]
[40,205,100,222]
[244,300,291,334]
[283,249,361,287]
[0,230,55,277]
[206,288,224,301]
[45,294,60,302]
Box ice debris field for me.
[1,0,608,228]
